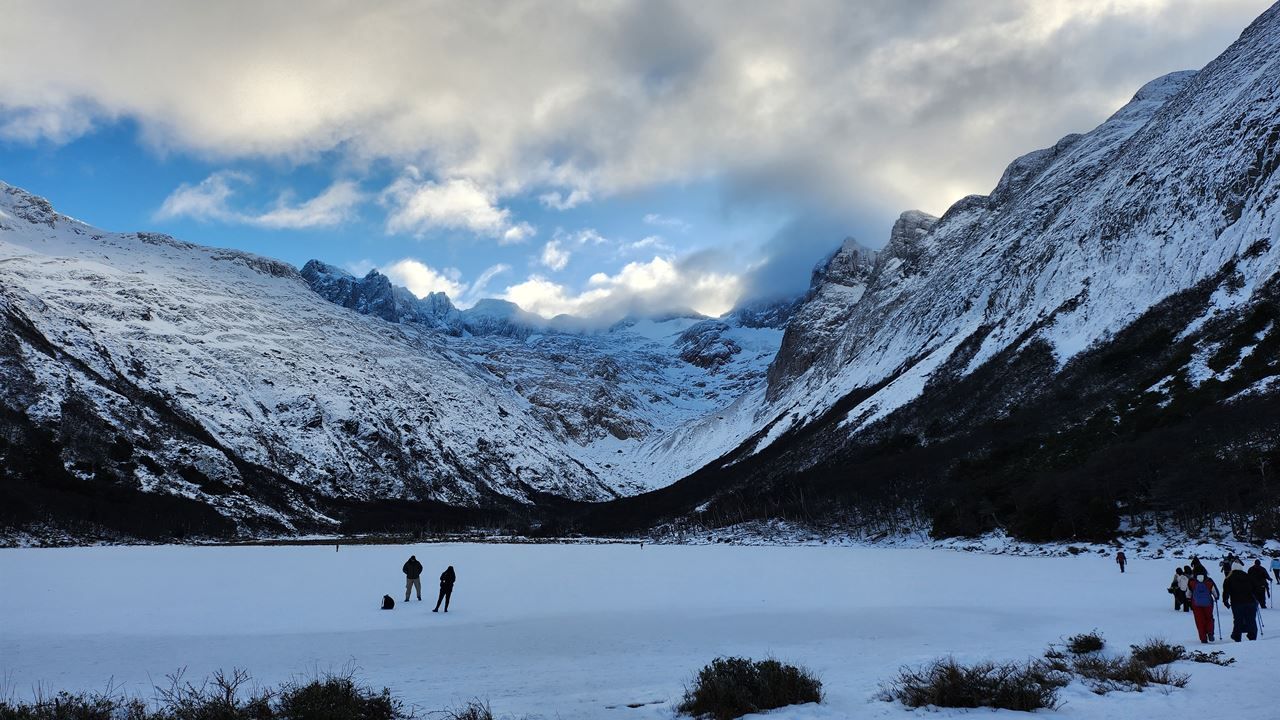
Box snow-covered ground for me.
[2,543,1276,718]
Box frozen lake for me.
[1,542,1275,718]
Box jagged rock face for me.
[302,261,464,332]
[676,321,741,369]
[766,235,886,396]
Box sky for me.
[0,0,1271,321]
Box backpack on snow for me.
[381,594,395,610]
[1191,580,1215,607]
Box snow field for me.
[1,543,1276,718]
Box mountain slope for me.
[574,4,1280,542]
[0,184,634,539]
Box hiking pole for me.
[1259,606,1266,637]
[1215,600,1222,642]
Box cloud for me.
[468,263,512,299]
[0,102,98,143]
[624,235,673,253]
[539,188,592,210]
[254,181,364,229]
[555,228,609,246]
[380,258,511,307]
[502,255,742,320]
[382,172,535,243]
[540,240,570,271]
[1,0,1267,221]
[381,259,468,299]
[155,171,362,228]
[642,213,691,232]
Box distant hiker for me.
[1187,571,1220,643]
[1219,556,1235,579]
[1222,562,1259,642]
[1271,556,1280,584]
[403,555,424,602]
[1115,551,1127,573]
[1247,560,1271,609]
[1176,567,1192,613]
[1169,568,1187,611]
[381,595,395,610]
[434,565,456,613]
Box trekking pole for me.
[1215,600,1222,642]
[1259,606,1266,636]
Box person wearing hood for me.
[434,565,456,613]
[1222,562,1258,642]
[1246,559,1271,609]
[1115,550,1127,573]
[1187,570,1220,643]
[403,555,424,602]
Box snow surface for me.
[3,543,1277,718]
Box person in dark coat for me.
[1222,562,1258,642]
[1115,551,1127,573]
[1190,558,1212,587]
[1187,571,1219,643]
[434,565,456,612]
[1247,559,1271,609]
[403,555,424,602]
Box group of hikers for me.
[1159,553,1278,644]
[381,554,456,612]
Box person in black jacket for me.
[434,565,456,612]
[1247,559,1271,609]
[1222,562,1258,642]
[403,555,424,602]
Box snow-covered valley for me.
[2,543,1277,719]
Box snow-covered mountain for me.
[576,4,1280,542]
[0,192,791,539]
[6,3,1280,544]
[300,260,792,488]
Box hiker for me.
[1116,550,1127,573]
[1271,556,1280,584]
[434,565,456,613]
[403,555,424,602]
[1177,567,1192,612]
[1169,567,1187,611]
[1187,571,1219,643]
[1190,558,1212,585]
[381,594,395,610]
[1222,562,1259,642]
[1247,560,1271,609]
[1219,555,1235,579]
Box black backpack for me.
[381,594,395,610]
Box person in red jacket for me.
[1187,572,1220,643]
[1115,551,1127,573]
